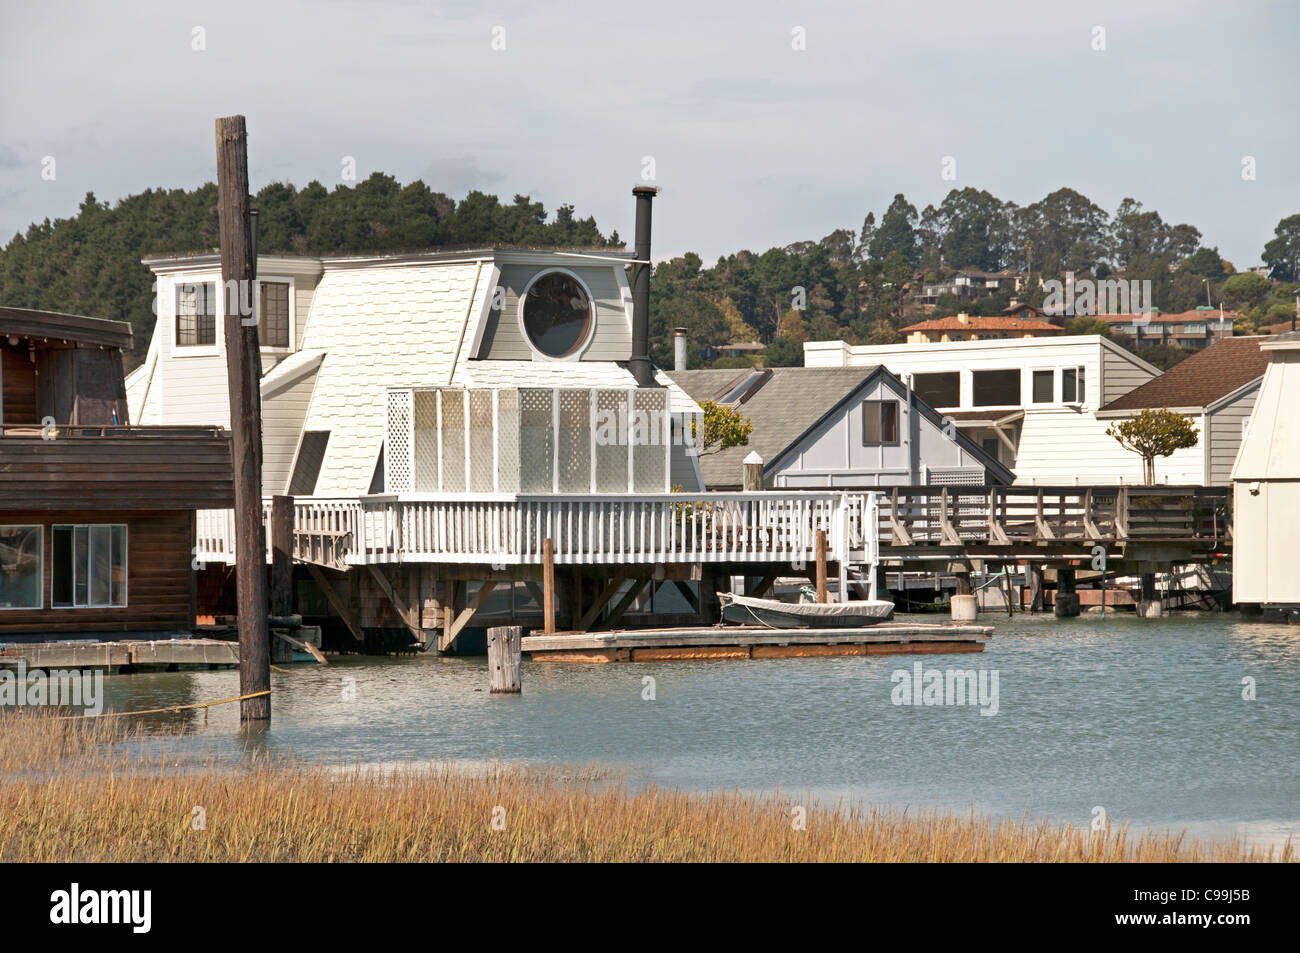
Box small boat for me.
[718,591,895,628]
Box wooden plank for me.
[815,529,828,603]
[529,649,630,663]
[365,565,426,645]
[273,631,327,664]
[439,579,497,652]
[751,644,866,658]
[631,646,751,661]
[542,537,555,634]
[305,564,364,643]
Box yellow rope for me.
[59,690,271,719]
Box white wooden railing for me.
[195,492,878,569]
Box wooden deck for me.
[521,622,992,662]
[0,638,239,671]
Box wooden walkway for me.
[522,623,992,662]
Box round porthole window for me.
[520,271,593,359]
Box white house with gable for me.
[803,335,1174,485]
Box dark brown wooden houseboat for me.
[0,307,233,637]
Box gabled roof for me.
[1099,309,1242,326]
[665,366,1013,487]
[0,306,133,350]
[1098,336,1269,413]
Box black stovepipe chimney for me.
[629,185,658,387]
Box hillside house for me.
[899,313,1063,344]
[1101,307,1238,351]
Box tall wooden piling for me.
[216,115,270,723]
[543,537,556,634]
[488,625,522,693]
[270,494,295,663]
[815,530,828,603]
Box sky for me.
[1,0,1297,267]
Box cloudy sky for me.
[1,0,1296,266]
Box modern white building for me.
[804,335,1174,485]
[1231,330,1300,609]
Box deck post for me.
[215,115,270,723]
[487,625,522,693]
[742,451,763,492]
[1027,563,1044,612]
[270,495,295,663]
[815,529,828,603]
[543,537,556,634]
[1055,567,1080,618]
[1138,571,1163,619]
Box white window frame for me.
[171,274,222,358]
[51,523,128,609]
[516,267,597,363]
[1062,366,1086,406]
[256,276,297,354]
[0,524,43,610]
[1029,367,1057,406]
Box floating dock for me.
[521,623,993,662]
[0,638,239,672]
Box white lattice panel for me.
[412,389,439,492]
[631,389,668,493]
[595,389,629,493]
[385,389,413,493]
[497,389,520,493]
[441,388,466,493]
[519,388,554,493]
[469,389,496,492]
[557,389,592,493]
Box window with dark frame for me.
[260,280,291,349]
[862,400,899,445]
[0,525,42,609]
[1031,369,1054,403]
[1063,367,1086,403]
[912,371,960,408]
[972,369,1021,407]
[51,524,127,608]
[175,281,217,347]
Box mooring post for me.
[1055,567,1080,618]
[815,529,828,603]
[216,114,270,723]
[950,568,976,621]
[487,625,522,693]
[1138,571,1163,619]
[270,494,295,663]
[1027,563,1044,612]
[543,537,556,634]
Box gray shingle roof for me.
[665,366,880,487]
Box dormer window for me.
[260,280,291,349]
[520,270,593,359]
[175,282,217,348]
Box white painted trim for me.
[467,262,503,361]
[170,274,222,358]
[614,262,635,334]
[516,267,597,363]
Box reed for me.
[0,709,1287,863]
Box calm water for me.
[95,612,1299,848]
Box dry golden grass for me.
[0,709,1289,862]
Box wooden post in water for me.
[216,115,270,723]
[543,537,556,634]
[815,529,828,604]
[1027,563,1044,612]
[1055,567,1080,618]
[270,494,295,663]
[488,625,522,693]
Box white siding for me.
[476,263,630,362]
[1100,344,1156,404]
[262,369,319,495]
[1014,408,1203,485]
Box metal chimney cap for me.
[632,185,659,196]
[743,451,763,465]
[674,327,688,335]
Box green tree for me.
[1106,409,1199,484]
[692,400,754,456]
[763,336,802,366]
[868,194,919,264]
[1262,214,1300,282]
[1222,272,1272,309]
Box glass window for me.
[176,282,217,347]
[1031,370,1054,404]
[862,400,899,445]
[521,272,593,358]
[912,371,960,408]
[0,525,42,610]
[52,524,126,608]
[1063,367,1086,403]
[972,369,1021,407]
[260,281,291,349]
